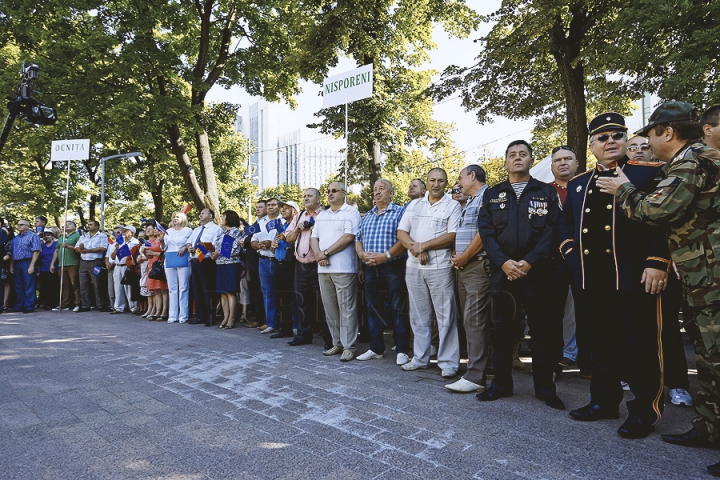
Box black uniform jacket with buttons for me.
[558,158,671,291]
[478,177,559,274]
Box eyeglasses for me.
[627,144,650,152]
[16,223,30,227]
[327,188,345,194]
[451,187,462,194]
[551,145,574,155]
[594,132,626,143]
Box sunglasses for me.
[451,187,462,194]
[327,188,345,194]
[594,132,625,143]
[627,144,650,152]
[551,145,574,155]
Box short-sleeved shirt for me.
[311,203,360,274]
[55,231,81,266]
[252,216,284,258]
[187,222,223,261]
[78,231,108,261]
[39,241,57,272]
[10,230,42,261]
[356,202,406,263]
[111,237,140,265]
[287,208,324,264]
[398,192,461,270]
[455,185,487,255]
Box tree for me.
[433,1,642,172]
[303,0,479,189]
[258,184,304,207]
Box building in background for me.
[237,100,345,191]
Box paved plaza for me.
[0,310,715,479]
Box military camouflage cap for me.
[635,101,700,136]
[588,112,627,136]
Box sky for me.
[207,0,648,162]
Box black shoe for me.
[188,318,204,325]
[569,403,619,421]
[270,331,292,339]
[661,427,715,448]
[538,393,566,410]
[475,385,513,402]
[617,415,654,439]
[708,461,720,477]
[99,307,112,312]
[22,309,35,314]
[78,307,91,312]
[288,337,312,346]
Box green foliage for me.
[258,184,304,206]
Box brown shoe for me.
[245,321,262,328]
[257,324,268,330]
[558,357,575,368]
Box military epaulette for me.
[626,160,666,167]
[570,170,593,182]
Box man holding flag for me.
[250,198,284,334]
[186,208,223,326]
[109,225,140,314]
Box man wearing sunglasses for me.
[559,112,670,439]
[627,136,653,162]
[8,220,41,313]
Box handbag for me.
[148,255,166,281]
[120,269,140,285]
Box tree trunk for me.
[194,125,220,213]
[77,208,86,228]
[366,139,382,188]
[550,8,589,172]
[89,195,97,221]
[151,180,164,221]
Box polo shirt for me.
[311,203,360,274]
[398,192,461,270]
[55,231,81,267]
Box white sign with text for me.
[322,64,373,108]
[50,139,91,161]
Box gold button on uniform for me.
[588,189,593,194]
[585,208,591,213]
[605,225,611,231]
[594,175,599,179]
[606,249,612,254]
[584,249,590,255]
[606,204,613,210]
[582,228,588,233]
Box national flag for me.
[196,243,210,262]
[181,203,192,215]
[154,220,166,234]
[244,223,260,236]
[220,234,235,258]
[108,235,115,244]
[266,218,284,232]
[116,244,131,260]
[116,233,124,246]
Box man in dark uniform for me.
[477,140,565,410]
[559,113,671,439]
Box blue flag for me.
[244,223,260,236]
[266,218,284,232]
[116,233,124,245]
[116,244,131,260]
[154,220,166,234]
[142,239,152,247]
[220,234,235,258]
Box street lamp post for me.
[2,201,29,221]
[99,151,141,231]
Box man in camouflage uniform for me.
[598,101,720,476]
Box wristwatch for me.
[385,251,391,259]
[323,249,329,256]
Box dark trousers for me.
[578,288,664,424]
[38,271,59,308]
[364,260,410,355]
[190,259,216,323]
[79,259,106,308]
[294,262,332,347]
[248,264,265,324]
[13,259,36,312]
[489,268,563,398]
[660,275,689,390]
[274,260,296,335]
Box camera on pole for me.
[0,63,58,154]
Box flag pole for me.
[344,96,348,189]
[57,158,72,313]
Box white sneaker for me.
[445,378,484,393]
[167,319,179,323]
[621,381,630,391]
[52,307,69,312]
[293,329,298,336]
[396,353,410,365]
[670,388,693,407]
[430,345,437,356]
[323,345,342,356]
[401,359,427,371]
[340,349,355,362]
[72,306,81,312]
[179,320,188,324]
[441,369,457,378]
[356,350,383,361]
[391,346,396,351]
[260,326,276,334]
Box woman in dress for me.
[137,226,153,317]
[162,212,193,323]
[211,210,244,329]
[145,223,169,321]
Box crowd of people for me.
[1,102,719,475]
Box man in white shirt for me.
[186,208,223,326]
[311,182,361,362]
[109,225,140,314]
[76,220,109,312]
[250,198,283,333]
[397,168,462,378]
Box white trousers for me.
[406,266,460,370]
[113,265,138,312]
[166,265,191,322]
